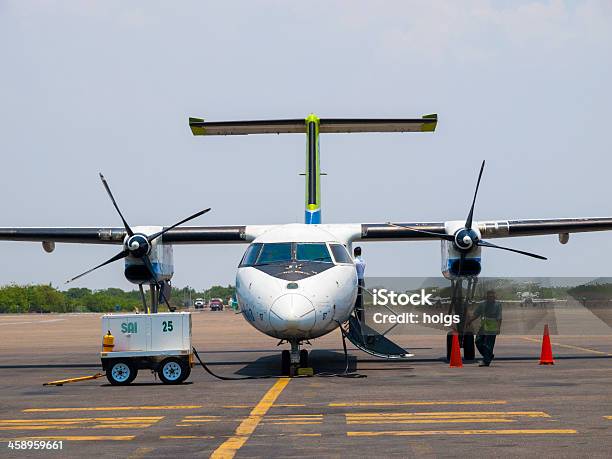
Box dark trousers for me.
[475,333,496,364]
[355,279,365,322]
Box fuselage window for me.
[239,243,263,267]
[329,243,353,264]
[296,243,332,263]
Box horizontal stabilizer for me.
[189,114,437,136]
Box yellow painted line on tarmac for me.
[347,429,577,437]
[23,406,201,413]
[520,337,612,356]
[0,424,155,431]
[222,403,304,409]
[346,411,549,418]
[264,414,322,425]
[266,421,322,425]
[0,416,162,431]
[210,378,290,459]
[0,435,135,441]
[330,400,507,407]
[0,417,162,424]
[161,435,216,440]
[266,415,323,420]
[346,418,515,425]
[161,433,323,441]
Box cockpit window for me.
[256,242,292,264]
[240,242,337,267]
[329,244,353,264]
[239,243,263,267]
[296,243,332,263]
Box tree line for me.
[0,284,236,314]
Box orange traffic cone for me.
[539,324,554,365]
[450,331,463,368]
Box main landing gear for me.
[446,277,477,362]
[281,340,309,376]
[137,281,174,314]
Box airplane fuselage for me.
[235,224,358,341]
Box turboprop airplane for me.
[2,113,612,375]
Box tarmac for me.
[0,310,610,458]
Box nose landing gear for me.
[281,340,309,376]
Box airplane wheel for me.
[281,350,291,376]
[107,360,138,386]
[299,349,308,368]
[158,358,189,384]
[463,333,475,361]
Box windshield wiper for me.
[252,261,290,267]
[297,256,333,263]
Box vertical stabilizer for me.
[305,114,321,224]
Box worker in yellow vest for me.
[468,290,502,367]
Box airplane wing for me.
[0,225,266,245]
[356,218,612,241]
[2,217,612,246]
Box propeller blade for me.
[456,252,465,280]
[386,222,454,241]
[465,160,485,230]
[99,173,134,237]
[158,282,174,311]
[148,208,211,242]
[478,240,547,260]
[66,249,129,284]
[142,255,159,282]
[141,257,174,311]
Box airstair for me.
[344,315,413,359]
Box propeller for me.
[387,160,547,267]
[66,174,211,284]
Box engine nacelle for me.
[124,226,174,284]
[441,221,482,279]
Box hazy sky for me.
[1,1,611,290]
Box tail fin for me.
[189,114,437,224]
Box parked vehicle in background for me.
[209,298,224,311]
[193,298,205,309]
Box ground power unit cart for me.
[100,312,193,385]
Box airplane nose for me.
[269,294,316,336]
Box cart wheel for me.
[158,358,189,384]
[106,360,138,385]
[182,364,191,382]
